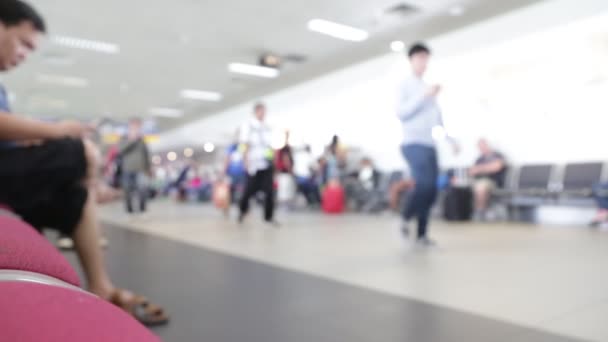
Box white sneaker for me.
[416,237,437,248]
[56,236,74,250]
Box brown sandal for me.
[109,289,169,326]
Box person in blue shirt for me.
[224,140,247,204]
[0,0,167,325]
[396,42,458,247]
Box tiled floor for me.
[98,200,608,341]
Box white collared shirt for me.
[240,118,273,175]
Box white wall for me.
[158,0,608,170]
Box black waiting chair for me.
[560,162,604,197]
[507,164,555,207]
[515,164,554,196]
[501,164,554,220]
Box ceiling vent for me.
[383,3,418,17]
[283,53,308,64]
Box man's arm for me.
[472,159,505,175]
[239,123,251,173]
[0,112,87,140]
[396,87,428,122]
[436,110,460,154]
[397,82,439,122]
[142,142,152,175]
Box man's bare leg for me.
[73,185,114,298]
[72,139,114,298]
[474,184,490,212]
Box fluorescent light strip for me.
[149,107,183,118]
[228,63,280,78]
[448,5,466,16]
[307,19,369,42]
[180,89,223,102]
[51,35,120,54]
[36,74,89,88]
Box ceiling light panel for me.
[36,74,89,88]
[307,19,369,42]
[149,107,183,118]
[51,36,120,54]
[228,63,280,78]
[180,89,223,102]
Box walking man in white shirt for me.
[238,102,278,225]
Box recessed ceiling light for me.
[51,35,120,54]
[448,5,466,16]
[36,74,89,88]
[149,107,183,118]
[390,40,405,52]
[203,143,215,153]
[228,63,280,78]
[152,155,162,165]
[184,147,194,157]
[307,19,369,42]
[167,152,177,161]
[180,89,223,102]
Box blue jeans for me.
[297,176,321,206]
[123,172,147,213]
[401,144,438,238]
[593,183,608,210]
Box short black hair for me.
[408,42,430,58]
[129,117,142,125]
[254,102,266,112]
[0,0,46,33]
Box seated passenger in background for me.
[294,145,321,207]
[590,183,608,228]
[346,157,382,212]
[0,0,167,325]
[224,135,246,204]
[468,139,507,221]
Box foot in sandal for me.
[108,288,169,326]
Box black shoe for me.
[238,213,245,224]
[589,220,604,228]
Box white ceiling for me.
[1,0,541,129]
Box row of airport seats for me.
[0,211,161,341]
[493,162,606,212]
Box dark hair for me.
[0,0,46,33]
[408,42,430,58]
[254,102,265,112]
[329,135,339,155]
[129,117,142,125]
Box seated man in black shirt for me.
[469,139,507,220]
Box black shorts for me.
[0,138,88,235]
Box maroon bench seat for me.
[0,282,161,342]
[0,214,80,286]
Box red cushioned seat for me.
[0,282,161,342]
[0,215,80,286]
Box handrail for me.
[0,270,91,295]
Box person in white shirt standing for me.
[238,102,278,225]
[397,42,457,247]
